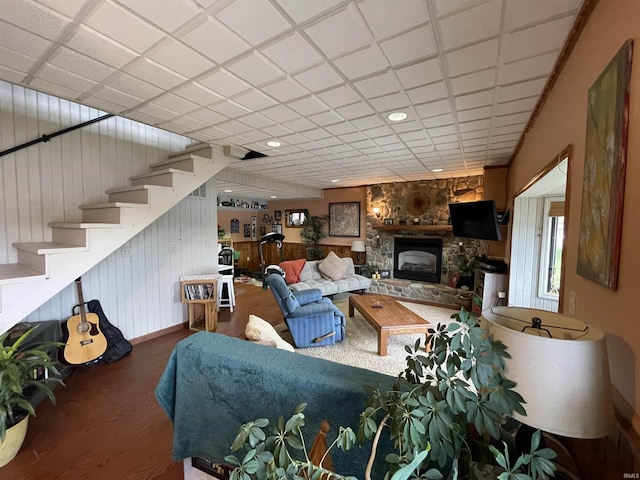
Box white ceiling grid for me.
[0,0,583,199]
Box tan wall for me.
[507,0,640,429]
[268,187,367,246]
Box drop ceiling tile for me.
[29,77,82,101]
[0,20,53,59]
[48,47,116,83]
[316,136,343,148]
[491,123,526,136]
[174,83,222,105]
[358,0,429,40]
[501,16,574,63]
[0,45,37,73]
[463,138,488,148]
[39,63,97,93]
[332,45,390,80]
[351,114,385,130]
[391,119,425,133]
[317,85,361,109]
[304,5,371,59]
[460,129,489,140]
[216,119,253,134]
[498,52,557,85]
[439,0,501,51]
[166,115,207,132]
[492,111,530,127]
[85,1,165,53]
[414,98,451,119]
[432,135,459,146]
[395,58,443,90]
[261,32,323,74]
[338,131,368,143]
[199,69,251,98]
[308,110,345,126]
[399,130,430,142]
[180,17,250,63]
[446,39,499,77]
[325,122,357,135]
[381,143,408,153]
[2,0,69,41]
[412,145,436,154]
[260,104,299,123]
[428,125,457,137]
[233,89,278,111]
[495,97,537,116]
[457,106,492,122]
[262,78,309,102]
[505,0,582,30]
[227,52,284,87]
[105,72,163,100]
[301,128,331,140]
[274,0,344,24]
[380,24,437,66]
[497,78,545,103]
[455,89,494,110]
[137,102,180,119]
[282,117,316,132]
[421,113,454,128]
[336,101,375,120]
[458,119,491,132]
[491,132,521,143]
[354,70,402,99]
[363,125,394,139]
[152,93,199,115]
[124,58,187,90]
[407,82,448,104]
[450,69,496,95]
[216,0,291,46]
[287,96,329,116]
[188,107,228,125]
[352,139,377,149]
[91,85,143,109]
[294,64,343,92]
[116,0,200,33]
[370,91,411,112]
[373,135,400,146]
[405,138,433,148]
[237,112,274,129]
[149,39,214,77]
[210,99,252,118]
[35,0,85,18]
[436,146,460,155]
[197,125,232,139]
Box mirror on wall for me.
[285,209,307,228]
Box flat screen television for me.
[448,200,501,241]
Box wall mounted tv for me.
[448,200,502,241]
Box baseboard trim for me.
[130,322,188,345]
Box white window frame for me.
[538,196,564,300]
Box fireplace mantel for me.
[372,224,453,234]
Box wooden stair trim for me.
[49,222,122,229]
[0,264,46,284]
[129,167,194,181]
[79,202,149,210]
[13,242,88,255]
[105,184,171,194]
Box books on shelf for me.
[183,282,215,301]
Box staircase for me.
[0,144,231,334]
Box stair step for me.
[79,202,147,224]
[106,184,170,204]
[49,222,122,229]
[13,242,87,255]
[79,202,148,210]
[149,156,196,173]
[166,143,212,160]
[129,168,194,187]
[0,264,46,285]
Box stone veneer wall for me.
[365,176,485,284]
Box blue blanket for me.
[155,332,396,478]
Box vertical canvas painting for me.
[577,39,633,290]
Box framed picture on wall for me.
[328,202,360,237]
[273,224,282,234]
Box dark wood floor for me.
[3,282,281,480]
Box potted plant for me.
[0,325,62,467]
[300,215,329,260]
[226,309,557,480]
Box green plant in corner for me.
[0,326,63,443]
[300,215,329,260]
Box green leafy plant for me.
[227,309,556,480]
[0,326,63,442]
[300,215,329,260]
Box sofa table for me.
[348,294,432,356]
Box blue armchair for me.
[265,273,345,347]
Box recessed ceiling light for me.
[224,189,233,193]
[432,168,443,173]
[266,140,281,147]
[270,195,277,199]
[387,111,408,122]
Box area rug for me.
[235,275,263,287]
[277,295,459,377]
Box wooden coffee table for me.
[348,294,432,356]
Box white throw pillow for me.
[317,251,347,281]
[245,314,295,352]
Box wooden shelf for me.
[372,224,453,233]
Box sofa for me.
[281,253,371,296]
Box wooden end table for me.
[348,294,432,356]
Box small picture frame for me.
[448,272,460,288]
[272,223,282,234]
[260,226,266,236]
[274,210,282,222]
[380,270,391,278]
[383,218,394,225]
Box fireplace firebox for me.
[393,237,442,283]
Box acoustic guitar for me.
[63,277,108,364]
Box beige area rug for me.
[235,275,264,287]
[276,295,459,377]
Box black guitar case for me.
[71,299,133,364]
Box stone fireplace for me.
[393,237,442,283]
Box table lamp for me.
[481,306,614,439]
[351,240,366,264]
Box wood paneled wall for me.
[1,80,221,339]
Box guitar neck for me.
[75,277,88,325]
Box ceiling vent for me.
[223,145,268,160]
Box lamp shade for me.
[481,306,614,439]
[351,240,366,252]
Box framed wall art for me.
[328,202,360,237]
[577,39,633,290]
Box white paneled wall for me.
[509,196,559,312]
[1,80,220,338]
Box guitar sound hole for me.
[77,323,91,334]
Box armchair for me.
[265,273,345,347]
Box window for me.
[539,197,564,299]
